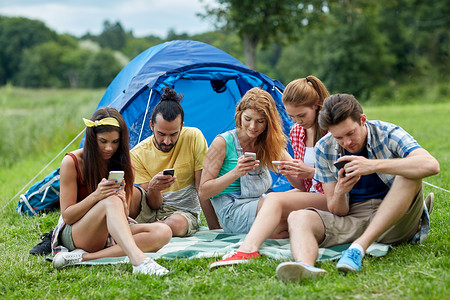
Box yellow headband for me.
[83,117,120,128]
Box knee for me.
[152,223,173,243]
[100,195,123,210]
[261,193,282,210]
[140,223,172,250]
[287,209,317,228]
[164,215,189,237]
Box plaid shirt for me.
[290,123,324,193]
[314,120,430,244]
[314,120,421,187]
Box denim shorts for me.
[211,192,261,234]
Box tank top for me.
[65,153,89,202]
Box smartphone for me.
[108,170,124,182]
[244,152,256,160]
[163,168,175,176]
[272,161,281,166]
[334,160,349,170]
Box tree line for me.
[0,0,448,98]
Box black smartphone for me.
[334,160,349,170]
[163,168,175,176]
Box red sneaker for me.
[210,251,260,269]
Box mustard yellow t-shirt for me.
[130,127,207,214]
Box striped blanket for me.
[61,227,390,265]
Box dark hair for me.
[282,75,329,145]
[83,107,134,200]
[318,94,363,130]
[151,87,184,124]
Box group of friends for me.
[47,76,440,282]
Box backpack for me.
[17,168,61,216]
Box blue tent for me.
[90,40,294,191]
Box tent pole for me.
[137,88,153,144]
[2,128,86,212]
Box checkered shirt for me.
[314,120,421,187]
[290,123,323,193]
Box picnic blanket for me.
[53,227,390,265]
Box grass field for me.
[0,87,448,299]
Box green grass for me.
[0,87,449,299]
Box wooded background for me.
[0,0,448,99]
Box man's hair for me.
[318,94,363,130]
[151,87,184,124]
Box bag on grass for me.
[17,168,61,216]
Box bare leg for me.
[129,186,143,219]
[163,214,189,237]
[287,210,325,266]
[237,191,327,253]
[72,196,168,266]
[82,223,172,261]
[354,176,422,251]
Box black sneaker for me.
[29,230,53,255]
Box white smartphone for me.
[108,170,124,182]
[163,168,175,176]
[272,161,281,166]
[244,152,256,160]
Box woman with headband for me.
[51,107,172,276]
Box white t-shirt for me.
[304,147,318,193]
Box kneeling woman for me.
[51,107,172,276]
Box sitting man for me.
[129,87,208,237]
[276,93,440,282]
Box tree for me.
[97,20,129,51]
[61,47,92,88]
[0,16,57,85]
[199,0,324,69]
[15,41,67,87]
[81,49,122,88]
[319,0,395,97]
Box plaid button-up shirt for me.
[314,119,421,187]
[290,123,324,193]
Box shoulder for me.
[63,149,82,165]
[367,120,399,131]
[182,127,204,137]
[315,132,334,150]
[131,136,153,153]
[61,150,82,176]
[290,123,304,135]
[207,135,227,156]
[367,120,413,141]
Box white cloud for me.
[0,0,217,37]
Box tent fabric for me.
[88,40,294,191]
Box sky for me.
[0,0,218,38]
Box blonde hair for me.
[235,87,287,171]
[282,75,330,144]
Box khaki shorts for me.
[135,186,199,237]
[59,224,76,251]
[309,188,424,248]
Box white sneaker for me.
[133,258,169,276]
[276,261,326,282]
[52,249,87,269]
